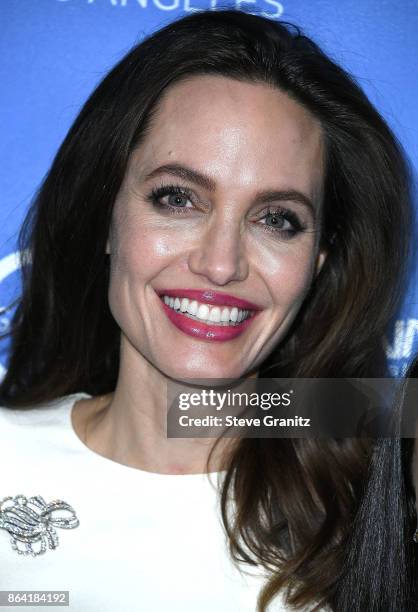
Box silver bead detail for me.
[0,495,79,556]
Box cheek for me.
[258,242,316,308]
[107,223,181,340]
[109,222,181,283]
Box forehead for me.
[131,75,325,198]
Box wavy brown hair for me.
[0,9,414,611]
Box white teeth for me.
[196,304,210,320]
[162,295,253,326]
[209,307,221,323]
[180,297,189,312]
[187,300,198,316]
[220,308,230,322]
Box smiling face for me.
[106,75,326,380]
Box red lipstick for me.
[155,288,263,311]
[155,288,263,342]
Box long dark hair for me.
[332,356,418,611]
[0,9,414,611]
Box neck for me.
[74,335,258,475]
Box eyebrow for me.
[144,163,317,219]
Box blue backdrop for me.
[1,0,417,379]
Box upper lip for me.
[155,288,264,311]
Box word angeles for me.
[56,0,284,18]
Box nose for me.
[187,215,249,286]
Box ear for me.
[315,249,327,277]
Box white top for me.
[0,393,320,612]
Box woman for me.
[0,8,414,612]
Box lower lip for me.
[158,300,259,342]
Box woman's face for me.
[106,75,326,380]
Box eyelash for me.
[145,183,307,239]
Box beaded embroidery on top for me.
[0,495,79,556]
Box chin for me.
[163,361,246,386]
